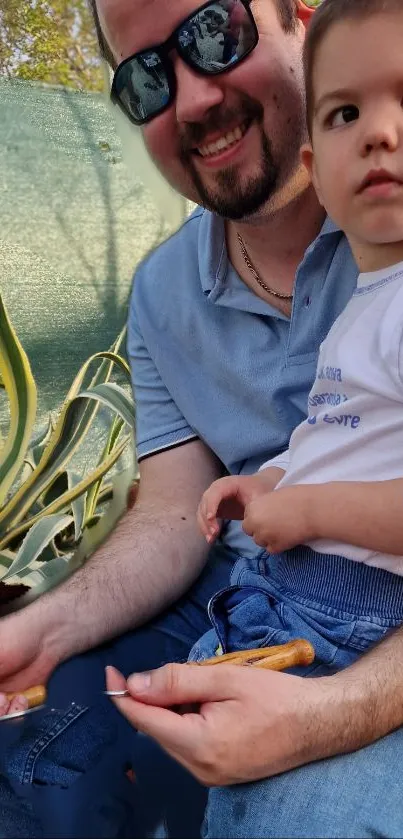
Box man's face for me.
[98,0,308,220]
[307,13,403,250]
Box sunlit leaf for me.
[0,292,37,506]
[2,513,73,581]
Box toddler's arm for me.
[306,478,403,555]
[243,478,403,557]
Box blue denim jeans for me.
[0,544,235,838]
[189,547,403,838]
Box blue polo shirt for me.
[128,207,357,557]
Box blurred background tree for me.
[0,0,103,90]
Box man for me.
[0,0,402,836]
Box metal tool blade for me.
[0,704,46,722]
[103,689,130,697]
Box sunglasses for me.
[111,0,322,127]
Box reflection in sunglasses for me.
[111,0,258,125]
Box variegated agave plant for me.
[0,291,135,612]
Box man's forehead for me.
[98,0,213,59]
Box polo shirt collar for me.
[318,215,340,237]
[198,209,341,296]
[198,209,226,296]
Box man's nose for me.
[174,57,225,124]
[360,110,399,156]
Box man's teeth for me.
[198,124,246,158]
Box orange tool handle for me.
[6,685,47,709]
[196,639,315,671]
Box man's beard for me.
[178,97,281,220]
[187,129,278,220]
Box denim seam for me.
[20,703,89,785]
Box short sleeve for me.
[258,448,290,473]
[128,275,198,462]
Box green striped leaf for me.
[84,415,124,524]
[78,383,135,430]
[69,471,87,542]
[0,552,16,580]
[2,513,73,581]
[0,435,130,550]
[0,343,131,531]
[24,416,55,471]
[0,292,37,506]
[15,555,73,588]
[74,467,133,564]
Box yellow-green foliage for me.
[0,0,103,91]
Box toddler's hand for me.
[197,474,270,544]
[243,486,315,553]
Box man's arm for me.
[0,439,223,693]
[104,623,403,786]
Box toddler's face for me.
[307,12,403,252]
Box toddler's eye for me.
[328,104,359,128]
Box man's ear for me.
[300,142,324,205]
[297,0,316,29]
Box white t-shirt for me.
[261,261,403,575]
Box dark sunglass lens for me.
[178,0,257,73]
[114,51,170,122]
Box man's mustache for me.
[179,98,264,154]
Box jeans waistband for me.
[266,547,403,619]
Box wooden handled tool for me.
[6,642,313,712]
[195,638,315,671]
[6,685,47,709]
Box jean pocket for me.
[279,599,394,670]
[5,703,117,788]
[188,628,220,663]
[210,586,291,654]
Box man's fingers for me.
[0,692,28,717]
[106,665,207,764]
[8,695,29,714]
[114,690,202,757]
[126,662,236,707]
[105,665,128,694]
[0,693,11,717]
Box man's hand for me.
[198,468,285,544]
[0,608,56,716]
[105,661,336,786]
[243,485,317,553]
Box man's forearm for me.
[304,624,403,764]
[35,498,209,667]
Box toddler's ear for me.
[301,143,324,206]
